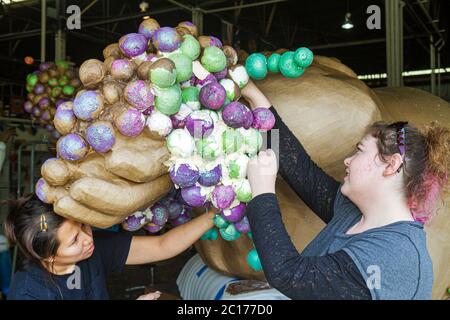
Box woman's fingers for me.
[137,291,162,300]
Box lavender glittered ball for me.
[35,178,50,203]
[38,97,50,109]
[124,80,154,111]
[213,68,228,81]
[32,107,41,118]
[152,27,181,52]
[24,101,33,113]
[119,33,148,58]
[73,90,104,121]
[54,103,76,135]
[45,124,54,132]
[151,204,170,226]
[138,18,160,40]
[51,130,61,140]
[40,109,51,121]
[114,108,146,137]
[55,99,66,108]
[33,84,45,95]
[39,62,52,71]
[86,122,116,153]
[57,133,89,161]
[234,216,251,233]
[143,223,164,233]
[198,165,222,187]
[209,36,223,48]
[211,185,236,210]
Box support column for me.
[385,0,404,87]
[55,0,66,61]
[40,0,46,62]
[430,36,436,95]
[192,8,204,36]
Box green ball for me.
[222,128,244,154]
[180,34,200,60]
[48,78,59,87]
[169,53,193,83]
[62,85,75,96]
[248,232,253,239]
[245,53,268,80]
[279,51,305,78]
[242,128,263,157]
[196,136,222,161]
[51,86,62,97]
[201,228,219,241]
[56,60,69,69]
[150,69,176,88]
[201,46,227,73]
[26,84,34,92]
[181,86,200,110]
[27,74,38,86]
[155,84,182,115]
[247,248,263,271]
[267,53,281,73]
[293,47,314,68]
[220,224,241,241]
[58,76,69,86]
[214,215,229,229]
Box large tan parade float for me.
[34,18,449,299]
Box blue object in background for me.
[0,235,12,296]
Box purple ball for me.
[55,99,66,108]
[234,216,251,233]
[51,131,61,140]
[35,178,49,203]
[185,110,214,138]
[181,186,207,207]
[40,109,51,121]
[57,133,89,161]
[222,101,254,129]
[119,33,148,58]
[170,211,191,227]
[143,223,164,233]
[211,185,236,210]
[180,75,196,89]
[38,97,50,109]
[24,101,33,113]
[138,19,160,40]
[122,213,148,231]
[73,90,103,121]
[252,108,276,132]
[199,82,226,110]
[45,124,54,132]
[209,36,223,48]
[114,108,146,137]
[213,68,228,81]
[170,103,192,129]
[34,84,45,95]
[151,204,170,226]
[195,74,217,89]
[39,62,52,71]
[143,105,154,116]
[86,122,116,153]
[152,27,181,52]
[198,165,222,187]
[169,163,200,188]
[221,202,246,222]
[167,200,184,220]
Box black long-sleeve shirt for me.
[246,106,371,300]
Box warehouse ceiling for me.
[0,0,448,94]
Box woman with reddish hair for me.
[243,80,449,300]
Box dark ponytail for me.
[2,194,65,269]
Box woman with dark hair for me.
[3,194,215,300]
[242,80,450,300]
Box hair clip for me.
[40,214,48,232]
